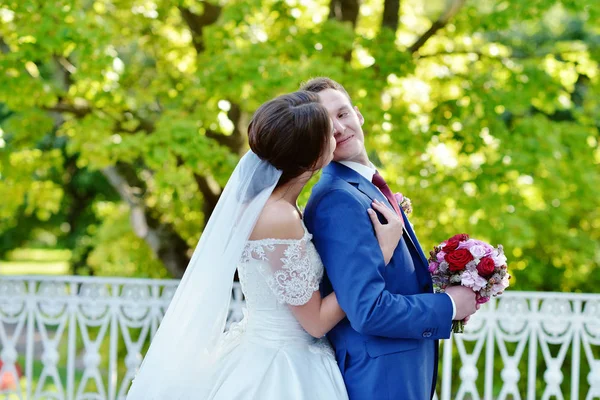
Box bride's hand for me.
[368,200,404,265]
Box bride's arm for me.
[251,205,345,339]
[292,201,406,338]
[290,292,345,338]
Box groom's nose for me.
[332,119,344,135]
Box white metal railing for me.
[0,275,598,400]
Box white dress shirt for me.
[338,161,457,320]
[339,160,376,181]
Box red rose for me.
[445,249,474,271]
[443,234,469,252]
[449,233,470,242]
[443,239,460,252]
[477,257,495,277]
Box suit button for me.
[423,331,432,338]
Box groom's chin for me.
[333,150,352,162]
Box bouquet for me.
[428,234,510,333]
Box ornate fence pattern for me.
[0,275,598,400]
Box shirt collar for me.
[339,161,377,182]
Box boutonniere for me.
[394,192,412,215]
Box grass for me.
[0,248,71,276]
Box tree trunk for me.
[382,0,400,31]
[329,0,360,27]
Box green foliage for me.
[0,0,598,290]
[85,202,167,278]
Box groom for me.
[302,78,478,399]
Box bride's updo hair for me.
[248,90,331,187]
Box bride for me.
[126,91,403,399]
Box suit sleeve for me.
[310,189,453,340]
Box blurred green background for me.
[0,0,598,292]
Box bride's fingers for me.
[371,201,398,221]
[367,208,382,228]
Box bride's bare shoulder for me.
[249,202,304,241]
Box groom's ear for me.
[354,106,365,126]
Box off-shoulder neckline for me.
[246,221,311,244]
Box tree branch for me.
[53,55,75,92]
[29,40,195,277]
[0,36,10,54]
[193,172,221,219]
[39,2,235,274]
[44,103,92,118]
[101,166,154,241]
[45,100,208,276]
[172,154,222,222]
[114,111,156,134]
[178,3,222,53]
[416,49,588,60]
[101,165,190,278]
[205,102,247,156]
[382,0,400,32]
[44,102,156,134]
[409,0,466,54]
[47,99,223,221]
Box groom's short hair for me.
[300,77,353,104]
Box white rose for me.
[493,253,508,266]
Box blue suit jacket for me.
[304,162,453,400]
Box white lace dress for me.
[204,224,348,400]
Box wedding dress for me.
[126,151,347,400]
[204,222,348,399]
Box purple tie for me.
[372,171,402,217]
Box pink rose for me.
[457,239,476,250]
[436,251,446,262]
[461,269,487,291]
[469,245,487,259]
[394,192,412,214]
[428,262,439,273]
[491,275,510,295]
[492,251,508,267]
[482,243,495,256]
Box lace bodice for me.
[238,225,324,309]
[216,223,333,359]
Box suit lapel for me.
[356,180,389,205]
[324,163,429,269]
[400,209,429,267]
[324,162,389,208]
